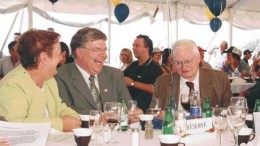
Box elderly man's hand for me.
[157,110,165,120]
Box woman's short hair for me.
[17,29,60,69]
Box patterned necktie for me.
[186,81,194,96]
[89,75,102,111]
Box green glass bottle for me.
[202,97,212,118]
[254,99,260,112]
[162,106,174,134]
[119,98,128,131]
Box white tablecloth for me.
[46,128,260,146]
[231,83,255,94]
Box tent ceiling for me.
[1,0,260,30]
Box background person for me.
[124,34,163,113]
[151,47,163,64]
[242,49,253,65]
[198,46,213,70]
[161,48,173,74]
[0,41,20,79]
[119,48,133,71]
[0,29,81,132]
[57,41,74,67]
[222,47,250,77]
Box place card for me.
[186,118,212,134]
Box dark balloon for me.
[114,3,129,23]
[208,0,226,16]
[49,0,58,5]
[204,0,210,6]
[210,17,222,32]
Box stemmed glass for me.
[180,93,190,112]
[227,106,248,146]
[212,107,228,146]
[150,98,161,116]
[230,97,248,108]
[89,110,103,146]
[127,100,138,123]
[104,102,120,144]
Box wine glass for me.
[104,102,120,144]
[150,98,161,116]
[227,106,248,146]
[230,97,248,108]
[127,100,138,123]
[89,110,103,146]
[212,107,228,146]
[180,93,190,112]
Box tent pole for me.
[108,0,111,64]
[175,2,178,42]
[228,8,233,46]
[19,8,25,33]
[27,0,33,29]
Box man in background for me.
[124,35,163,112]
[152,47,163,64]
[242,49,253,65]
[198,46,213,70]
[0,41,20,79]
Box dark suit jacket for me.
[55,62,131,114]
[152,68,232,110]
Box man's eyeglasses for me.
[81,47,107,53]
[173,56,195,68]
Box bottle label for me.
[121,114,128,126]
[190,107,201,118]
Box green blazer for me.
[0,65,79,131]
[55,62,132,114]
[152,68,232,110]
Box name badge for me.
[186,118,212,134]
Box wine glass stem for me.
[219,133,222,146]
[234,132,238,146]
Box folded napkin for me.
[234,77,246,83]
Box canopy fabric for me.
[1,0,260,30]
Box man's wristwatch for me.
[130,81,135,86]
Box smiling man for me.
[55,27,132,114]
[152,39,232,114]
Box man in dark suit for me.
[152,39,232,115]
[55,27,132,114]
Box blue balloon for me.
[49,0,58,5]
[114,3,129,23]
[210,17,222,32]
[204,0,210,6]
[208,0,226,16]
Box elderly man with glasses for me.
[151,39,232,118]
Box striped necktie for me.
[89,75,102,111]
[186,81,194,96]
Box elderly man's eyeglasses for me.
[174,57,195,67]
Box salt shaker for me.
[131,128,139,146]
[145,120,153,139]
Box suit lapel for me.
[98,69,113,104]
[199,68,213,105]
[70,63,97,108]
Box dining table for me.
[46,125,260,146]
